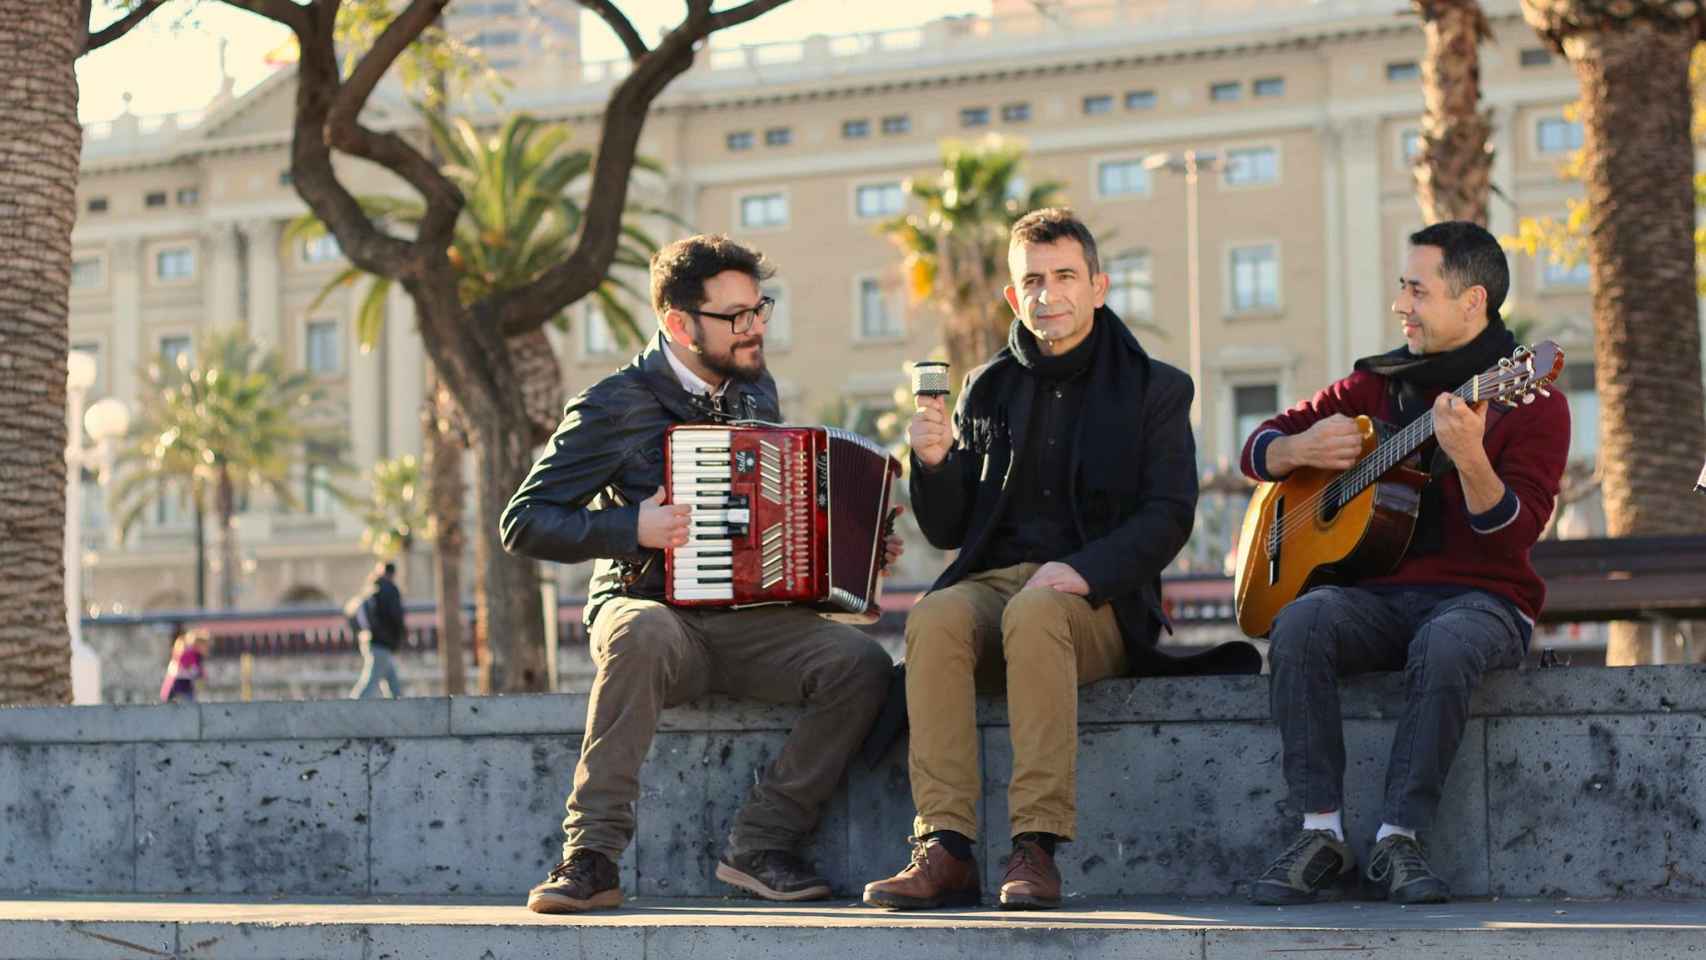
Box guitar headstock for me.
[1478,340,1565,405]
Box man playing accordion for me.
[503,234,901,913]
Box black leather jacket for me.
[500,333,781,627]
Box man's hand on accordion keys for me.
[637,488,692,550]
[879,505,906,574]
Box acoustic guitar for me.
[1233,341,1565,638]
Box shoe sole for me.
[715,862,832,902]
[527,888,624,914]
[862,887,981,911]
[998,893,1060,910]
[1248,872,1355,906]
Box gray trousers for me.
[350,632,404,699]
[563,597,893,862]
[1268,586,1524,832]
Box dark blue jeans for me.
[1268,585,1525,832]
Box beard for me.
[690,321,766,383]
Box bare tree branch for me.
[215,0,311,32]
[707,0,791,32]
[84,0,171,54]
[582,0,648,61]
[331,0,448,132]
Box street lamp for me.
[65,351,130,705]
[1144,150,1221,430]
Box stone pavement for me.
[3,895,1704,959]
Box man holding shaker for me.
[863,208,1256,910]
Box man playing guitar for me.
[1240,221,1569,905]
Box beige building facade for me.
[71,0,1605,614]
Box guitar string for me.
[1265,365,1538,548]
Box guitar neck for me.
[1332,380,1477,503]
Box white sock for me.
[1302,810,1344,842]
[1376,823,1416,843]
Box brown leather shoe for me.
[998,835,1061,910]
[862,836,981,910]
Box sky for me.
[77,0,991,123]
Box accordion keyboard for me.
[667,426,816,604]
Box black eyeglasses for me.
[690,296,775,334]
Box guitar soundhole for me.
[1319,491,1342,526]
[1266,496,1284,585]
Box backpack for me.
[343,592,373,634]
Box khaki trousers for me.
[906,562,1128,841]
[563,597,893,862]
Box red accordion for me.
[663,424,902,616]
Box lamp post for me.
[65,351,131,705]
[1144,150,1221,430]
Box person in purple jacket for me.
[160,631,206,703]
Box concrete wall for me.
[1,666,1702,901]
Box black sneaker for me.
[527,849,623,914]
[1248,829,1355,905]
[716,849,832,901]
[1367,834,1451,904]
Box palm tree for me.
[1518,1,1706,664]
[109,330,346,610]
[360,454,427,561]
[881,137,1065,380]
[286,109,663,690]
[1411,0,1495,224]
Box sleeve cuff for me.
[1249,429,1285,481]
[1468,486,1520,534]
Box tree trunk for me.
[0,0,80,705]
[216,466,238,609]
[422,376,467,696]
[192,499,207,609]
[1413,0,1493,224]
[1561,21,1706,663]
[944,300,1009,388]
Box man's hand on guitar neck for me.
[1433,393,1506,513]
[1264,415,1363,477]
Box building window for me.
[159,335,192,370]
[1125,89,1157,111]
[1105,253,1152,321]
[278,170,294,186]
[762,284,791,347]
[1401,128,1424,162]
[1253,76,1285,98]
[1224,146,1279,186]
[301,234,342,264]
[1233,383,1281,458]
[305,320,340,374]
[583,303,619,357]
[1520,47,1552,67]
[1096,159,1150,198]
[855,182,905,220]
[1002,102,1032,123]
[469,30,520,47]
[843,118,870,139]
[1082,94,1114,115]
[960,107,990,128]
[1542,256,1590,287]
[71,341,103,396]
[739,193,788,229]
[857,277,902,340]
[176,187,199,207]
[155,247,195,282]
[1229,244,1280,312]
[1209,81,1241,102]
[1386,61,1421,82]
[144,190,168,208]
[764,127,792,147]
[726,130,754,151]
[87,196,109,214]
[881,114,911,135]
[1537,117,1584,154]
[71,256,104,290]
[305,462,332,516]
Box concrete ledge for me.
[2,897,1703,960]
[2,666,1703,901]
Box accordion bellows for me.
[664,424,901,616]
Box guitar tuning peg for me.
[1498,357,1514,369]
[1539,387,1551,398]
[1522,393,1535,405]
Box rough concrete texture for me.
[0,666,1701,901]
[2,897,1705,960]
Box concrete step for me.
[3,896,1702,959]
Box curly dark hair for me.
[649,234,774,316]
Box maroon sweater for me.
[1238,370,1570,622]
